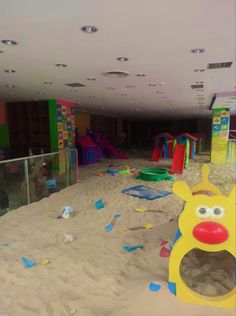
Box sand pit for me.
[0,155,235,316]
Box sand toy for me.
[119,223,154,232]
[137,168,174,182]
[105,213,121,232]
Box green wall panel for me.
[48,99,58,152]
[0,124,9,148]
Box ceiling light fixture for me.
[4,69,16,73]
[121,93,127,96]
[44,81,53,84]
[87,78,96,81]
[117,56,129,62]
[5,84,15,88]
[1,39,18,46]
[107,87,115,90]
[148,84,156,87]
[136,74,146,77]
[194,69,205,72]
[55,63,67,67]
[126,85,136,88]
[191,48,205,54]
[37,91,44,95]
[81,25,98,33]
[70,90,78,92]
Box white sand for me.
[0,155,235,316]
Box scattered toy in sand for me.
[41,258,50,265]
[134,208,164,213]
[70,310,77,314]
[2,243,11,247]
[94,171,104,176]
[123,245,144,252]
[160,246,171,257]
[122,185,172,200]
[149,282,161,292]
[95,199,105,209]
[120,223,154,233]
[105,213,121,232]
[62,206,74,219]
[63,233,74,244]
[57,215,63,220]
[21,257,37,268]
[160,240,169,247]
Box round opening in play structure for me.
[180,249,235,297]
[137,168,173,182]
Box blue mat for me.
[121,185,171,200]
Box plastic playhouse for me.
[169,165,236,308]
[77,135,97,165]
[171,133,197,174]
[151,133,174,162]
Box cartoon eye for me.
[211,206,225,219]
[195,205,211,218]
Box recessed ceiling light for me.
[7,93,15,97]
[163,96,169,99]
[136,74,146,77]
[1,39,18,46]
[194,69,205,72]
[159,82,165,86]
[121,93,127,96]
[44,81,53,84]
[117,56,129,62]
[81,25,98,33]
[5,84,15,88]
[70,89,78,92]
[148,84,156,87]
[4,69,16,73]
[87,78,96,81]
[191,48,205,54]
[107,87,115,90]
[55,63,67,67]
[126,85,136,88]
[89,96,95,98]
[37,91,44,95]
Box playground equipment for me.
[77,135,97,165]
[86,128,128,160]
[169,164,236,308]
[176,133,197,159]
[151,133,174,162]
[171,133,197,174]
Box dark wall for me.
[90,114,116,137]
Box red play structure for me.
[151,133,174,162]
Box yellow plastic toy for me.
[168,164,235,309]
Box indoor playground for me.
[0,2,235,316]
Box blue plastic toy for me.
[105,213,121,232]
[123,245,144,252]
[121,185,171,200]
[149,282,161,292]
[95,199,105,209]
[21,257,37,268]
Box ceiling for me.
[0,0,235,119]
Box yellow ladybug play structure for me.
[169,164,235,308]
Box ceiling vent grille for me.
[207,62,233,69]
[191,84,204,89]
[65,83,86,87]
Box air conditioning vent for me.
[65,83,86,87]
[102,71,129,78]
[207,62,233,69]
[191,84,204,89]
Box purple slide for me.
[101,139,128,160]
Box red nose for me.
[192,221,228,244]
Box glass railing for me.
[0,149,78,216]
